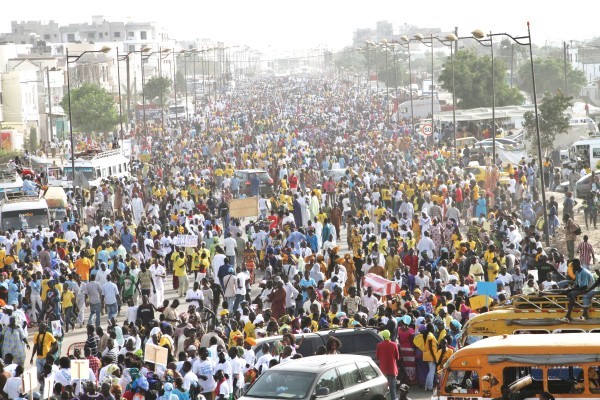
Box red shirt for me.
[268,215,279,230]
[289,175,298,189]
[376,339,399,376]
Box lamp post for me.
[472,23,549,245]
[430,34,459,154]
[116,48,138,152]
[471,29,497,166]
[66,45,111,193]
[415,33,435,143]
[399,36,416,134]
[140,47,169,134]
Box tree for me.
[517,56,586,99]
[144,76,172,107]
[522,91,572,155]
[175,70,186,95]
[60,84,120,134]
[439,49,524,109]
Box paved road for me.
[25,219,433,399]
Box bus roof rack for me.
[0,170,19,183]
[74,149,124,161]
[2,191,40,203]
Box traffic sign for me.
[421,124,433,136]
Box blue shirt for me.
[102,282,119,304]
[7,281,21,305]
[576,268,595,289]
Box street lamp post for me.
[471,29,497,166]
[430,34,459,154]
[472,23,549,245]
[399,36,416,134]
[138,46,152,137]
[116,48,138,152]
[415,33,435,144]
[66,45,111,195]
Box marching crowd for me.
[0,75,596,400]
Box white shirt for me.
[223,237,237,256]
[236,272,249,296]
[192,357,217,392]
[186,289,205,309]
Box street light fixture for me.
[116,48,138,152]
[66,45,111,199]
[471,23,548,245]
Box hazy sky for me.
[3,0,599,51]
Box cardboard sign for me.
[22,367,36,393]
[476,282,497,297]
[144,343,169,367]
[71,359,90,380]
[51,320,62,337]
[469,295,490,310]
[43,374,55,399]
[173,234,199,248]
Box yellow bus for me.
[461,294,600,346]
[436,333,600,400]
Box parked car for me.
[253,328,382,362]
[234,169,274,197]
[557,172,594,198]
[240,354,389,400]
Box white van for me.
[0,193,50,234]
[44,186,69,222]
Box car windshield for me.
[254,172,271,181]
[245,370,315,399]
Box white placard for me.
[43,374,55,399]
[173,234,198,248]
[71,359,90,380]
[22,366,37,393]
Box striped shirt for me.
[578,241,595,265]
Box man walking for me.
[577,235,596,270]
[376,330,399,400]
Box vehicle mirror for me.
[315,388,330,397]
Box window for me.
[99,33,103,38]
[357,361,378,381]
[503,367,543,397]
[67,34,75,42]
[335,333,379,354]
[128,31,134,38]
[589,367,600,393]
[548,366,583,394]
[44,34,50,40]
[114,32,121,38]
[87,32,95,39]
[444,370,480,394]
[337,363,362,389]
[315,368,341,395]
[140,31,147,40]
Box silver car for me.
[240,354,389,400]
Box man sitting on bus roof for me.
[562,259,596,321]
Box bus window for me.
[96,168,101,179]
[102,168,107,177]
[444,370,479,394]
[589,367,600,393]
[547,366,583,394]
[553,329,585,334]
[118,164,122,174]
[513,329,550,334]
[503,367,543,397]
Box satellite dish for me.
[73,172,89,190]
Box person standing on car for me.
[376,330,399,400]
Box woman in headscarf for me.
[1,316,29,366]
[398,315,417,385]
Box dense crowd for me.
[0,75,595,400]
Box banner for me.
[144,343,169,367]
[173,234,199,248]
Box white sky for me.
[3,0,600,51]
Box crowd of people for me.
[0,75,596,400]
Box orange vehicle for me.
[435,333,600,400]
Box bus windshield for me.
[1,209,49,230]
[63,167,96,180]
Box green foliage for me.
[333,46,367,72]
[439,49,524,109]
[27,127,37,152]
[517,56,586,99]
[522,91,572,153]
[60,84,119,133]
[144,76,172,107]
[175,70,185,95]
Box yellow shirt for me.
[173,255,187,277]
[33,332,57,358]
[487,262,500,282]
[62,290,75,308]
[243,321,256,339]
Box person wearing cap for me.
[376,329,399,400]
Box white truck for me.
[0,192,50,234]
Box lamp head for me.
[161,48,172,54]
[380,39,388,45]
[141,46,152,53]
[400,35,409,42]
[446,33,458,42]
[414,33,424,41]
[100,46,111,53]
[471,29,486,39]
